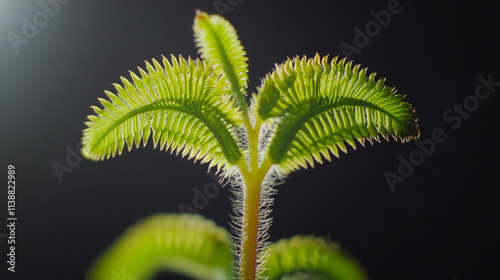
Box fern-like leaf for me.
[253,54,419,173]
[193,10,249,111]
[86,214,234,280]
[263,235,367,280]
[81,55,243,171]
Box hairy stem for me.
[237,116,272,280]
[238,171,262,280]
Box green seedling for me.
[81,11,419,280]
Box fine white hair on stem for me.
[255,166,285,279]
[257,118,279,165]
[235,125,250,168]
[228,164,286,279]
[228,170,245,279]
[228,108,287,278]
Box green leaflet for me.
[81,55,243,171]
[86,214,234,280]
[253,54,419,173]
[193,10,249,112]
[263,235,367,280]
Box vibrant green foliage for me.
[86,214,234,280]
[86,214,366,280]
[81,55,243,171]
[254,54,419,173]
[193,10,249,111]
[264,235,367,280]
[82,10,419,280]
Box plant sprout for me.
[81,11,419,280]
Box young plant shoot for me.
[81,11,419,280]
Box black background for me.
[0,0,498,279]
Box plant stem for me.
[237,117,272,280]
[238,170,262,280]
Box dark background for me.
[0,0,498,279]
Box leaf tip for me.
[195,9,208,22]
